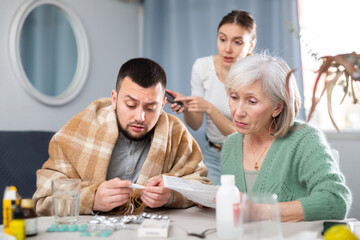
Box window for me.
[298,0,360,131]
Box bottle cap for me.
[21,199,34,209]
[221,175,235,185]
[4,189,16,200]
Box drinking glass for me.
[238,193,283,240]
[51,179,81,224]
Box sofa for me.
[0,131,54,223]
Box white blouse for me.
[191,56,232,143]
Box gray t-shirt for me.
[244,169,258,193]
[106,132,151,182]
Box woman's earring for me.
[269,117,277,136]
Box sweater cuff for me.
[298,197,330,221]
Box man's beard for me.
[115,110,153,142]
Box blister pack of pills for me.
[47,222,114,237]
[88,212,170,227]
[47,223,88,232]
[46,212,170,238]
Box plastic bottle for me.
[21,199,38,237]
[10,203,25,240]
[216,175,240,239]
[3,186,17,235]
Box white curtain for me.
[143,0,304,149]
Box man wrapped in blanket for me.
[33,58,210,216]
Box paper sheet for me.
[163,175,217,208]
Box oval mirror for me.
[9,0,90,105]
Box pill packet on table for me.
[80,229,113,237]
[82,212,170,237]
[88,215,127,231]
[137,212,170,223]
[46,222,115,237]
[88,212,169,226]
[47,223,88,232]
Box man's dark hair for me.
[115,58,167,91]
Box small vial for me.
[3,187,17,235]
[21,199,38,237]
[11,203,25,240]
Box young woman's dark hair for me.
[218,10,256,41]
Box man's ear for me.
[161,96,166,110]
[161,91,167,109]
[111,90,117,110]
[272,101,284,117]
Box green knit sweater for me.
[221,121,352,221]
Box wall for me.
[0,0,141,131]
[326,131,360,219]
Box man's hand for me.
[93,178,132,212]
[140,175,172,208]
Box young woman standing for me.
[167,10,257,185]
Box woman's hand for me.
[165,89,186,114]
[166,89,213,114]
[176,96,212,114]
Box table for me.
[2,207,360,239]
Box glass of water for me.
[240,193,283,240]
[51,179,81,224]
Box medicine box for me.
[138,219,170,238]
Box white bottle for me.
[216,175,240,239]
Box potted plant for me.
[307,52,360,132]
[286,21,359,132]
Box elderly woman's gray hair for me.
[225,54,301,137]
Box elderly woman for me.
[222,54,352,221]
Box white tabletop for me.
[2,207,360,239]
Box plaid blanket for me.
[33,98,210,216]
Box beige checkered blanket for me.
[33,98,209,216]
